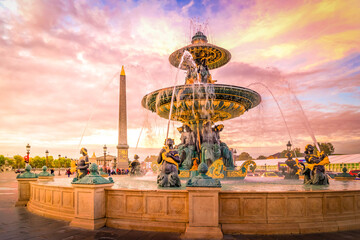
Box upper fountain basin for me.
[141,84,261,124]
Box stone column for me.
[183,187,223,239]
[117,65,129,169]
[70,183,114,230]
[16,178,38,206]
[15,165,38,206]
[70,163,114,230]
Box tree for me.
[14,155,25,169]
[318,142,335,155]
[0,155,5,167]
[257,155,267,159]
[29,156,46,168]
[7,158,15,168]
[238,152,253,160]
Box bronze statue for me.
[197,59,214,83]
[212,124,235,170]
[185,65,199,84]
[303,144,329,185]
[157,138,181,187]
[284,152,302,179]
[77,148,90,179]
[130,154,142,176]
[201,121,221,166]
[178,124,197,170]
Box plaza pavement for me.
[0,171,359,240]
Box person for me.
[66,168,71,177]
[50,168,54,175]
[157,138,181,187]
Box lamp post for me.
[25,144,31,167]
[286,141,292,152]
[58,154,61,176]
[103,145,107,168]
[45,150,49,168]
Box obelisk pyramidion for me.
[116,66,129,169]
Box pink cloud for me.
[0,0,359,158]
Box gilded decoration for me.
[142,84,260,124]
[226,160,257,178]
[206,158,225,178]
[179,170,190,178]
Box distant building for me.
[89,153,97,164]
[144,155,157,170]
[96,155,116,168]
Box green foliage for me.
[238,152,253,160]
[257,155,267,159]
[0,155,5,166]
[30,156,46,168]
[14,155,25,169]
[277,147,305,158]
[6,158,14,167]
[318,142,335,155]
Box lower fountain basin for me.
[26,176,360,235]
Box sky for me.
[0,0,359,160]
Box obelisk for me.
[116,66,129,169]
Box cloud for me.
[0,0,359,158]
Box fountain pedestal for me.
[16,178,38,206]
[15,165,38,206]
[70,163,114,230]
[70,184,114,230]
[183,187,223,239]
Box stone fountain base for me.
[21,178,360,235]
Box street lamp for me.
[286,141,292,151]
[103,145,107,168]
[58,154,61,176]
[25,144,31,166]
[45,150,49,168]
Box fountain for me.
[20,30,360,237]
[142,31,259,180]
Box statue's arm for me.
[157,149,165,164]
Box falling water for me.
[247,81,322,154]
[165,50,194,140]
[247,82,297,157]
[78,71,120,149]
[288,87,321,151]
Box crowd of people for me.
[65,167,130,177]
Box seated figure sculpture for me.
[76,148,90,179]
[130,154,142,176]
[212,124,235,170]
[284,152,302,179]
[157,138,181,187]
[303,144,330,185]
[177,124,196,170]
[185,64,199,84]
[201,121,221,166]
[197,58,215,83]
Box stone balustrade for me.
[27,183,75,222]
[219,190,360,234]
[106,189,189,232]
[24,181,360,235]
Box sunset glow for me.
[1,0,359,159]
